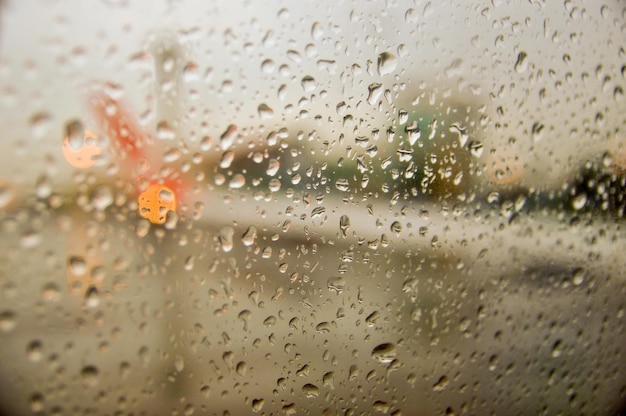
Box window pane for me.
[0,1,624,415]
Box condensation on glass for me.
[0,0,624,415]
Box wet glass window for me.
[0,1,625,415]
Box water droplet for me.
[514,51,528,74]
[91,185,113,210]
[241,226,257,247]
[0,183,16,209]
[174,354,185,372]
[468,141,484,157]
[219,150,235,168]
[432,375,449,392]
[163,147,182,163]
[377,51,397,76]
[367,83,383,105]
[26,340,43,362]
[365,311,380,327]
[29,392,45,413]
[257,103,274,119]
[218,227,234,252]
[30,112,51,139]
[406,121,421,145]
[41,282,61,302]
[301,75,316,92]
[35,175,52,199]
[531,122,544,142]
[68,256,88,276]
[572,268,585,286]
[371,343,396,364]
[390,221,402,235]
[449,123,469,147]
[551,339,563,358]
[228,174,246,189]
[339,215,350,237]
[85,286,100,308]
[81,365,99,387]
[311,206,325,218]
[236,361,247,376]
[0,310,16,332]
[266,159,280,176]
[571,193,586,210]
[65,120,86,150]
[302,383,320,398]
[220,124,237,150]
[156,121,176,140]
[335,178,350,192]
[327,277,346,294]
[252,398,265,412]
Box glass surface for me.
[0,0,625,415]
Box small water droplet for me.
[30,112,51,139]
[551,339,563,358]
[571,268,585,286]
[174,354,185,372]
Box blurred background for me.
[0,0,624,415]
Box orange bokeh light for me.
[137,183,177,225]
[62,130,102,169]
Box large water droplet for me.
[68,256,88,276]
[377,51,397,76]
[514,51,528,74]
[220,124,237,150]
[571,193,587,210]
[371,342,396,364]
[327,276,346,294]
[81,365,99,387]
[91,185,113,210]
[218,227,235,252]
[257,103,274,119]
[241,226,257,247]
[302,383,320,398]
[367,83,383,105]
